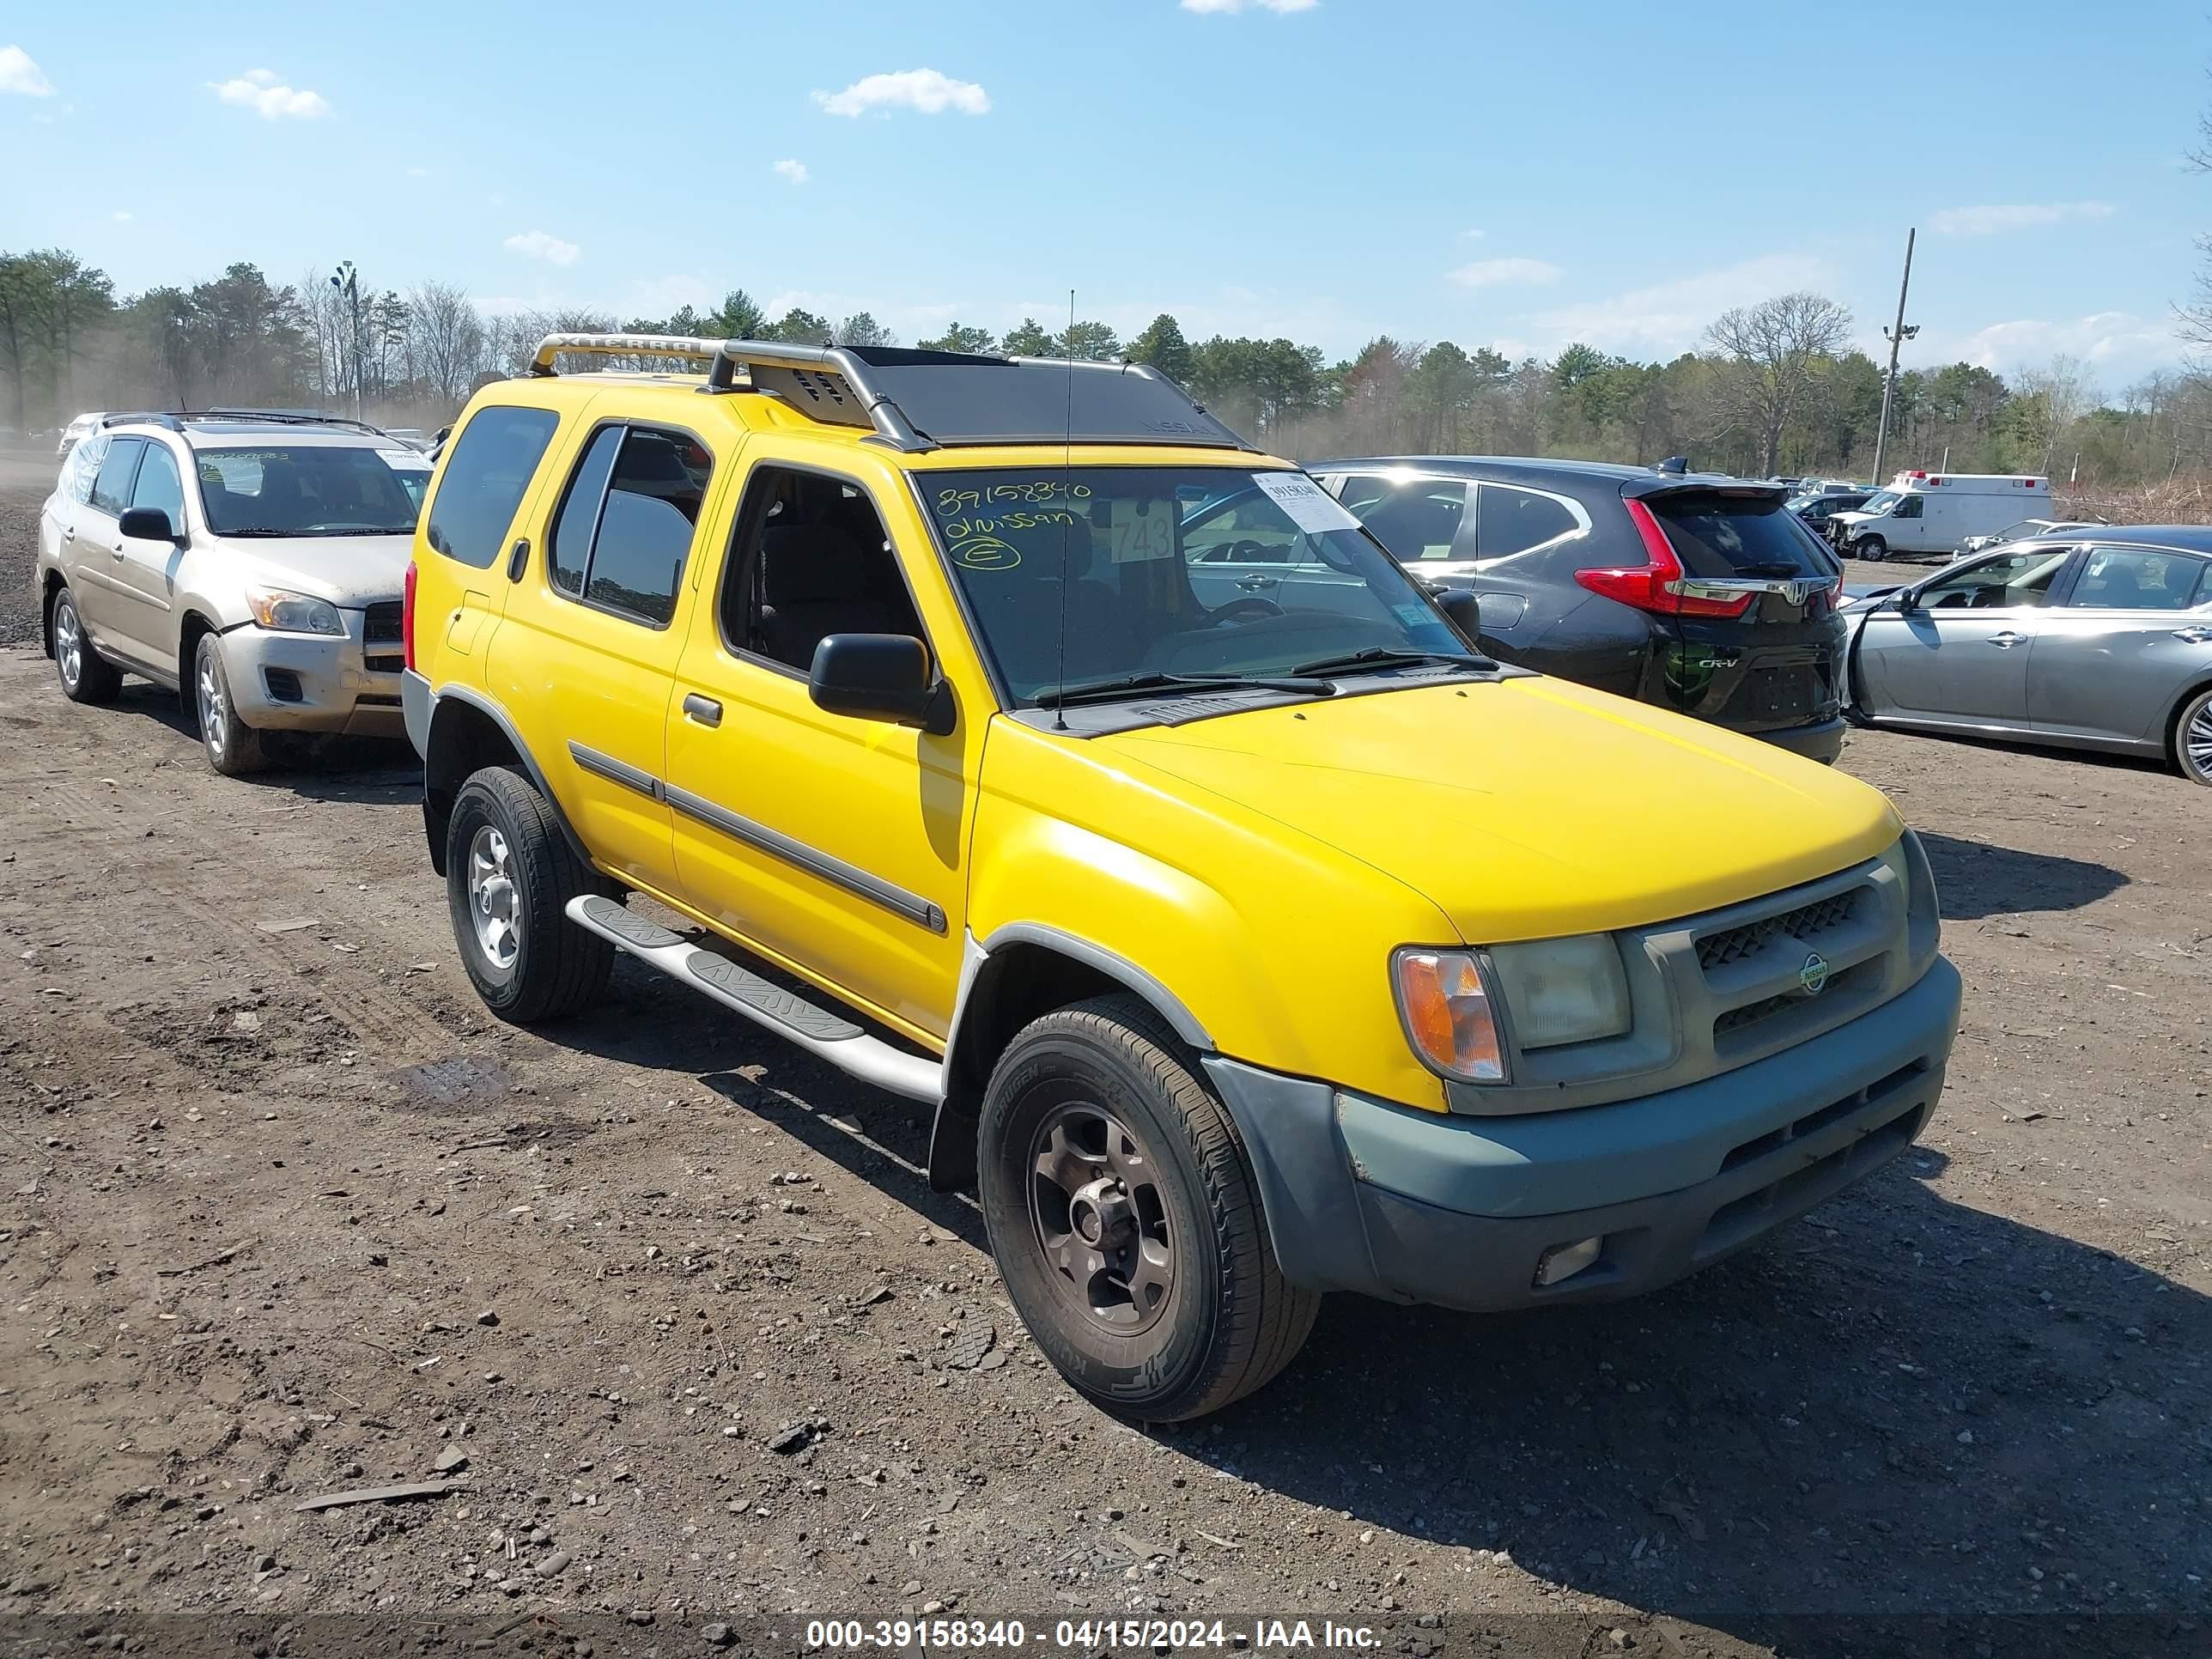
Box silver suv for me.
[35,411,425,775]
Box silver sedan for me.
[1841,529,2212,785]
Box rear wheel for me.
[193,633,266,775]
[2172,685,2212,786]
[445,767,614,1022]
[977,994,1317,1421]
[51,588,121,705]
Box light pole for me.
[1869,228,1917,487]
[330,261,362,420]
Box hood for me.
[218,533,415,607]
[1829,508,1880,527]
[1097,677,1899,944]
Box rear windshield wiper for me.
[1731,562,1809,578]
[1032,671,1337,709]
[1290,647,1493,677]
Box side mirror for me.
[118,506,182,544]
[1433,585,1482,641]
[809,634,955,736]
[1892,590,1920,614]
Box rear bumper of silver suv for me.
[1206,954,1960,1311]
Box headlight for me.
[245,586,343,635]
[1488,934,1632,1051]
[1392,949,1505,1082]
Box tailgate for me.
[1642,486,1846,734]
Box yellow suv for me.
[404,334,1960,1419]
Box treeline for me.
[3,246,2209,493]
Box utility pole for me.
[330,261,362,420]
[1870,228,1917,487]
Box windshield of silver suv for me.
[922,466,1474,705]
[195,445,421,537]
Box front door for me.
[110,437,192,667]
[665,460,980,1041]
[2027,544,2212,744]
[1854,544,2076,725]
[487,411,724,898]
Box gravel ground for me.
[2,479,2209,1659]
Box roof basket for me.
[527,332,1255,454]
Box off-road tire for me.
[51,587,122,705]
[2171,684,2212,786]
[193,633,266,776]
[445,767,614,1023]
[977,994,1319,1420]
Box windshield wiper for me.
[1733,561,1808,578]
[1290,647,1493,677]
[1032,671,1336,709]
[303,526,414,537]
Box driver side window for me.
[1917,547,2071,611]
[1893,495,1923,520]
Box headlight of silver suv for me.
[1393,934,1632,1083]
[245,586,344,636]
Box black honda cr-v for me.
[1308,456,1849,762]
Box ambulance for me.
[1828,471,2052,560]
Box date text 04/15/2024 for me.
[804,1618,1382,1651]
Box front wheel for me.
[445,767,614,1022]
[2172,685,2212,786]
[1851,535,1887,562]
[193,633,265,775]
[977,994,1318,1420]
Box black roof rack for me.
[100,409,391,438]
[529,332,1255,454]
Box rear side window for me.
[64,433,107,506]
[1648,491,1826,579]
[426,405,559,569]
[545,424,712,628]
[1476,484,1578,556]
[89,438,145,516]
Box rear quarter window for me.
[1649,491,1826,579]
[425,405,560,569]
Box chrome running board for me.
[565,895,945,1104]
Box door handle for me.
[682,693,722,727]
[506,538,530,582]
[1986,631,2027,647]
[2172,627,2212,645]
[1236,574,1277,590]
[61,526,75,544]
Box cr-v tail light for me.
[1575,499,1755,618]
[402,561,418,672]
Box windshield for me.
[196,445,420,536]
[921,467,1473,705]
[1986,519,2045,545]
[1855,491,1901,517]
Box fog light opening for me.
[1534,1235,1604,1289]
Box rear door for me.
[1638,485,1845,736]
[69,437,148,652]
[2026,544,2212,745]
[1852,544,2076,726]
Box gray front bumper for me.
[1205,955,1961,1312]
[220,615,404,735]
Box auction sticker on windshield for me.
[1109,496,1176,562]
[1253,471,1361,535]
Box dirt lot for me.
[2,469,2209,1658]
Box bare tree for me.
[410,281,484,404]
[2014,354,2095,476]
[1702,291,1854,474]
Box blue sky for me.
[3,0,2207,392]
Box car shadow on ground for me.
[1915,830,2130,920]
[549,962,2207,1653]
[99,681,422,803]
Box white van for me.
[1830,471,2051,560]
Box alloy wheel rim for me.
[197,655,226,756]
[466,825,522,969]
[1026,1097,1175,1336]
[56,601,81,688]
[2187,699,2212,781]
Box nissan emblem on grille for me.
[1800,952,1830,996]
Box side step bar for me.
[565,896,945,1104]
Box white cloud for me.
[504,229,580,266]
[111,210,132,222]
[209,68,329,119]
[0,45,54,96]
[1906,310,2172,375]
[1524,252,1836,356]
[773,158,809,185]
[1448,257,1562,290]
[1181,0,1319,11]
[1457,228,1486,241]
[813,68,989,118]
[1928,201,2114,236]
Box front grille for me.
[1696,888,1859,972]
[364,653,404,674]
[363,601,404,644]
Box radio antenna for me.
[1051,287,1074,731]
